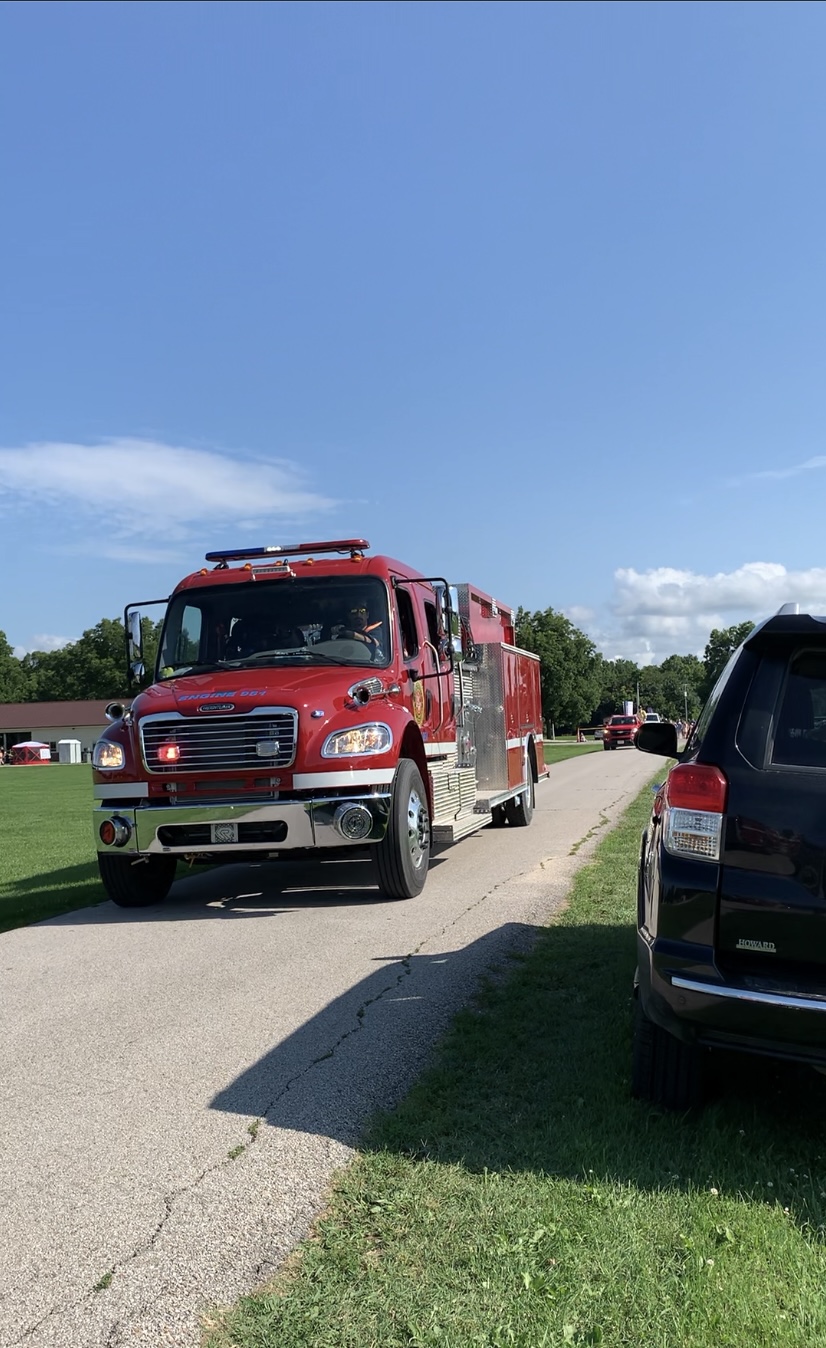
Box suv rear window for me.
[771,651,826,768]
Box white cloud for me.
[564,604,595,624]
[593,562,826,665]
[13,634,78,658]
[0,440,339,553]
[737,455,826,484]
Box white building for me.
[0,701,112,761]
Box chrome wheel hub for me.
[405,788,429,868]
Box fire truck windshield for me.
[156,576,391,679]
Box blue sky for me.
[3,0,826,664]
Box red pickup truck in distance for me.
[603,714,642,750]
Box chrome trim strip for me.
[138,706,289,724]
[672,974,826,1012]
[293,769,396,788]
[501,643,541,662]
[93,782,149,800]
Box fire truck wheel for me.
[97,853,178,907]
[375,758,431,899]
[505,774,534,828]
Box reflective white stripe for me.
[93,781,149,800]
[505,736,529,750]
[424,741,459,757]
[293,769,396,789]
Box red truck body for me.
[602,713,643,750]
[92,539,548,906]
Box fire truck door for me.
[393,586,449,741]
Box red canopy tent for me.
[10,741,52,765]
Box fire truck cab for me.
[92,539,548,907]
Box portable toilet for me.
[57,739,82,764]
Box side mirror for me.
[635,722,678,758]
[127,609,144,683]
[447,585,463,662]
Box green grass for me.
[544,742,602,764]
[0,765,103,932]
[209,782,826,1348]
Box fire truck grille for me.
[140,709,298,774]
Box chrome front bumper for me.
[93,793,392,856]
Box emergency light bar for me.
[206,539,370,566]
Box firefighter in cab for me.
[331,596,386,658]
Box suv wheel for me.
[631,998,704,1110]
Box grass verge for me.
[210,781,826,1348]
[0,765,103,932]
[544,743,602,764]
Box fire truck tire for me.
[97,853,178,907]
[505,773,534,828]
[375,758,431,899]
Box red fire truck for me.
[92,538,548,907]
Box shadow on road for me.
[3,854,449,927]
[209,921,545,1145]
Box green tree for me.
[29,619,131,701]
[657,653,705,721]
[702,621,755,700]
[593,658,640,723]
[516,607,601,733]
[638,665,664,715]
[0,631,32,703]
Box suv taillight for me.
[662,763,728,862]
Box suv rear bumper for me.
[638,933,826,1066]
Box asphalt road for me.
[0,747,659,1348]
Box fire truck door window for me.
[395,588,419,661]
[175,606,203,664]
[424,601,442,668]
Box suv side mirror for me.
[635,722,678,757]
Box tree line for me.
[0,610,756,733]
[514,609,755,732]
[0,619,160,703]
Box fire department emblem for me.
[411,679,426,726]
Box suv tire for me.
[631,998,704,1110]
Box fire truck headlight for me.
[322,724,392,757]
[93,741,126,770]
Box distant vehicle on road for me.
[643,712,661,723]
[603,714,642,750]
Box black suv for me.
[633,608,826,1109]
